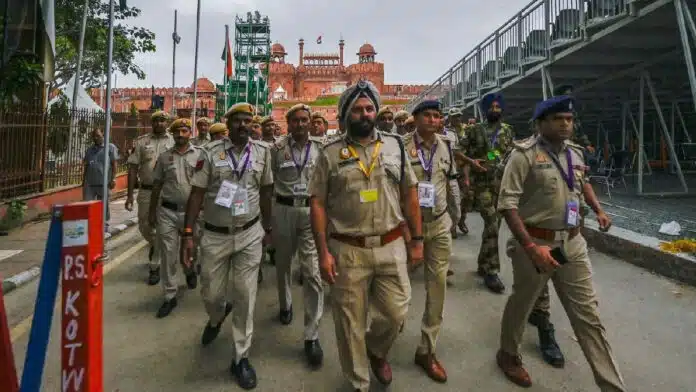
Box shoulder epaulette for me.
[250,138,270,149]
[566,140,585,153]
[323,135,345,149]
[308,135,324,144]
[205,139,225,150]
[512,135,538,150]
[380,131,403,142]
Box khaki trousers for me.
[199,223,263,363]
[272,202,323,341]
[136,189,159,268]
[446,180,461,227]
[156,206,182,300]
[418,213,452,354]
[500,234,626,392]
[329,236,411,392]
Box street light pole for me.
[101,0,116,242]
[171,9,180,116]
[191,0,202,132]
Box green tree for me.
[52,0,156,90]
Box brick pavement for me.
[0,195,137,283]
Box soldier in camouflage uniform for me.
[376,106,397,133]
[447,108,473,235]
[461,93,513,294]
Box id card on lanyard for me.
[290,142,311,195]
[225,145,252,216]
[347,142,382,203]
[415,137,437,208]
[543,145,578,227]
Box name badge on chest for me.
[280,160,295,169]
[418,182,435,208]
[232,188,249,216]
[214,180,237,208]
[293,183,308,195]
[359,189,378,203]
[565,201,579,227]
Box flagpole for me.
[171,9,178,116]
[191,0,202,133]
[224,24,229,110]
[101,0,116,246]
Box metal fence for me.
[0,105,150,201]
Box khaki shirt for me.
[404,132,457,222]
[152,144,202,208]
[497,136,586,230]
[126,132,175,186]
[191,134,211,148]
[309,130,418,236]
[191,139,273,228]
[271,135,323,198]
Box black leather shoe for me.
[156,298,177,318]
[185,272,197,289]
[483,273,505,294]
[147,267,160,286]
[148,246,154,261]
[279,306,293,325]
[538,324,565,368]
[527,310,547,328]
[201,303,233,346]
[230,358,258,390]
[304,340,324,368]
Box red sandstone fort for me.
[89,39,427,129]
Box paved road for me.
[6,216,696,391]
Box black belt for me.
[422,209,448,223]
[140,184,154,190]
[204,216,259,235]
[161,200,178,211]
[276,195,310,207]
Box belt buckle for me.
[364,235,381,248]
[293,198,305,207]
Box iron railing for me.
[0,106,151,201]
[406,0,630,111]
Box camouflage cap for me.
[151,110,169,121]
[448,108,463,117]
[208,122,228,134]
[223,102,255,118]
[169,118,192,132]
[286,103,311,120]
[394,110,410,121]
[196,117,212,125]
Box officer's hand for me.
[319,251,337,285]
[408,240,424,268]
[180,236,195,271]
[525,244,559,273]
[472,159,487,173]
[125,197,134,211]
[597,212,612,232]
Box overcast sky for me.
[116,0,531,88]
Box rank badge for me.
[218,151,226,160]
[339,148,350,159]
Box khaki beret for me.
[252,115,263,124]
[261,116,274,125]
[151,110,169,121]
[394,110,410,121]
[196,117,212,125]
[224,102,255,118]
[286,103,311,120]
[209,122,228,134]
[377,106,394,117]
[169,118,192,131]
[404,116,415,125]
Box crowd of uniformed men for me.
[123,79,626,391]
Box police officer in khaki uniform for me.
[496,96,626,391]
[126,110,174,285]
[271,104,325,367]
[260,117,277,144]
[207,122,229,142]
[403,100,455,383]
[148,118,200,318]
[403,116,416,135]
[309,81,424,392]
[376,106,396,133]
[310,111,328,139]
[250,115,264,141]
[192,117,212,147]
[394,110,410,135]
[181,103,273,390]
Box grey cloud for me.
[117,0,531,87]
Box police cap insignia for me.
[410,148,418,157]
[339,148,350,159]
[218,151,226,160]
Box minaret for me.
[339,38,345,66]
[299,38,304,66]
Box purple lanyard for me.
[226,144,251,180]
[415,138,438,180]
[490,126,501,147]
[544,146,574,190]
[290,142,312,175]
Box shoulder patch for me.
[512,136,538,151]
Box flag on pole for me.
[316,35,322,44]
[221,30,233,78]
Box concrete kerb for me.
[582,219,696,287]
[0,216,139,295]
